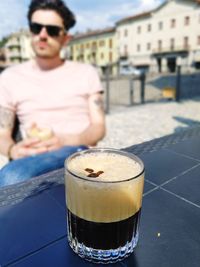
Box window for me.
[158,40,162,51]
[147,24,151,32]
[124,29,128,37]
[170,38,175,50]
[92,41,97,49]
[109,39,112,49]
[99,40,105,47]
[184,36,189,49]
[109,52,112,62]
[184,16,190,26]
[124,45,128,55]
[86,43,90,48]
[101,53,104,59]
[171,19,176,28]
[137,44,141,52]
[158,21,163,30]
[137,26,141,34]
[197,36,200,45]
[147,43,151,51]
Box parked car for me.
[119,65,142,76]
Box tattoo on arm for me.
[0,106,15,129]
[93,98,104,110]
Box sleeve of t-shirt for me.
[87,65,104,95]
[0,70,16,112]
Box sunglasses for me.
[29,22,64,37]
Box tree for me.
[0,37,8,48]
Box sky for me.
[0,0,164,40]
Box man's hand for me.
[33,135,63,152]
[10,138,49,160]
[10,134,64,160]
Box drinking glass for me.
[26,123,53,141]
[65,148,145,264]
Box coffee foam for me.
[67,153,142,182]
[65,151,144,223]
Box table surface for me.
[1,127,200,267]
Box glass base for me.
[68,233,139,264]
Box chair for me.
[12,116,22,142]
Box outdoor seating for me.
[162,86,176,100]
[1,126,200,266]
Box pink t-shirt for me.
[0,60,103,137]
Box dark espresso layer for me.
[67,209,141,250]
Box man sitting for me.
[0,0,105,186]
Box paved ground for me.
[98,97,200,149]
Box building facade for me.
[5,30,34,66]
[116,0,200,73]
[68,27,118,76]
[1,0,200,75]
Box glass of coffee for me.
[64,148,145,264]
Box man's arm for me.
[0,106,48,159]
[41,92,106,150]
[81,91,105,145]
[0,106,15,156]
[62,92,105,146]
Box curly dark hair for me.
[27,0,76,31]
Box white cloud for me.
[139,0,162,10]
[72,0,163,33]
[0,0,164,39]
[0,0,27,39]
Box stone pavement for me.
[98,97,200,149]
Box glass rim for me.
[65,148,145,184]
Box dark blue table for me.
[1,127,200,267]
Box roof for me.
[116,0,200,26]
[116,10,153,25]
[71,27,115,41]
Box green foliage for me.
[0,37,8,48]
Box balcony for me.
[77,48,84,56]
[7,50,21,58]
[119,52,128,60]
[6,44,20,49]
[10,56,21,63]
[152,45,190,54]
[6,39,20,48]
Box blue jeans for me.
[0,145,88,187]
